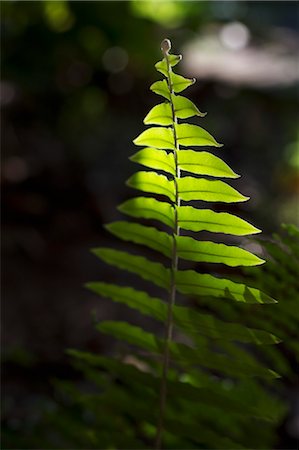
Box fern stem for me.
[155,39,180,450]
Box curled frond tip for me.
[161,39,171,55]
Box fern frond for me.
[86,39,280,449]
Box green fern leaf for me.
[118,197,175,228]
[169,72,195,93]
[178,177,249,202]
[144,103,173,126]
[155,53,182,75]
[178,150,239,178]
[133,127,175,150]
[127,171,175,201]
[177,206,261,235]
[176,123,223,147]
[144,97,206,126]
[173,95,206,118]
[92,247,170,289]
[150,80,170,100]
[130,148,175,175]
[176,237,265,266]
[105,221,172,258]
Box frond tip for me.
[161,38,171,55]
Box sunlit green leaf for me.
[92,248,170,289]
[127,171,175,201]
[178,177,249,203]
[144,102,172,125]
[178,150,239,178]
[105,221,172,257]
[144,96,206,126]
[130,148,175,175]
[173,95,206,119]
[176,236,265,266]
[133,126,175,150]
[118,197,175,228]
[177,123,223,147]
[150,79,170,100]
[155,54,182,76]
[177,206,261,235]
[170,72,195,93]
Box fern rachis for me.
[154,39,180,449]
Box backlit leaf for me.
[133,127,175,150]
[177,124,223,148]
[178,150,239,178]
[150,79,170,100]
[105,221,172,258]
[170,72,195,93]
[178,177,249,203]
[176,236,265,266]
[127,171,175,202]
[177,206,261,235]
[173,95,206,119]
[155,54,182,76]
[130,148,175,175]
[118,197,175,228]
[144,102,172,126]
[144,96,206,126]
[92,247,170,290]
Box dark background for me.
[1,1,299,447]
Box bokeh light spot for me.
[220,21,250,51]
[131,0,189,29]
[102,47,128,73]
[43,1,75,33]
[78,26,107,64]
